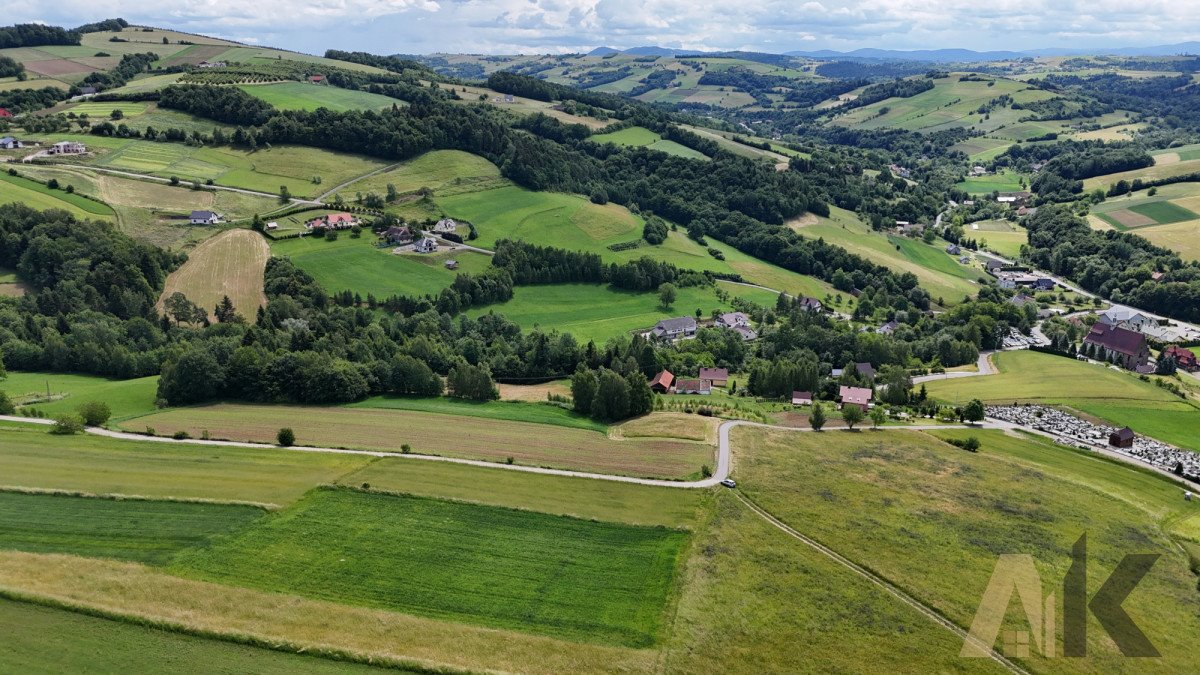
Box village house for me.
[1009,293,1035,308]
[1083,323,1149,371]
[0,108,12,118]
[838,385,872,412]
[1163,345,1199,372]
[699,367,729,387]
[945,243,961,255]
[717,312,751,329]
[48,140,86,155]
[799,296,823,313]
[0,136,22,149]
[1109,426,1135,449]
[306,212,358,230]
[189,210,221,225]
[414,237,439,253]
[984,259,1005,274]
[734,325,758,341]
[1099,307,1154,332]
[382,225,413,245]
[996,191,1032,206]
[674,378,712,395]
[265,221,278,231]
[995,271,1053,290]
[855,362,876,379]
[433,218,458,234]
[649,369,674,394]
[970,166,987,176]
[444,259,458,270]
[791,391,813,406]
[308,75,326,84]
[651,316,697,341]
[876,319,900,335]
[197,60,227,68]
[959,256,971,264]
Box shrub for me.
[948,436,981,452]
[401,444,411,454]
[277,427,295,447]
[50,414,85,435]
[505,456,515,464]
[77,401,111,427]
[701,464,713,478]
[0,391,15,415]
[172,430,191,440]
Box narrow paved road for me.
[913,351,997,384]
[314,162,402,202]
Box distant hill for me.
[785,42,1200,62]
[586,46,621,57]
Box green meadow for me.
[954,169,1028,194]
[0,491,264,564]
[348,395,606,432]
[467,281,779,343]
[0,172,115,220]
[331,149,508,202]
[172,488,689,647]
[2,371,159,421]
[734,426,1200,674]
[924,350,1200,451]
[589,126,709,160]
[269,234,493,297]
[237,82,399,112]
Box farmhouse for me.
[651,316,697,341]
[382,225,413,245]
[699,367,729,386]
[433,218,458,234]
[414,237,438,253]
[945,244,961,255]
[717,311,751,329]
[308,75,326,83]
[674,378,712,395]
[734,325,758,341]
[78,86,97,96]
[1163,345,1198,372]
[0,108,11,118]
[970,166,987,176]
[995,271,1051,290]
[1083,323,1149,371]
[197,60,227,68]
[306,212,358,230]
[1109,427,1135,449]
[791,391,813,406]
[838,385,872,411]
[996,191,1032,206]
[0,136,22,149]
[48,140,86,155]
[189,210,221,225]
[649,369,674,393]
[799,296,823,312]
[266,221,278,230]
[984,259,1005,274]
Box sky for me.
[8,0,1200,56]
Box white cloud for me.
[4,0,1199,55]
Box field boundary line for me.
[0,485,279,510]
[732,491,1031,675]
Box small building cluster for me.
[715,312,757,340]
[649,368,727,396]
[305,212,359,231]
[993,270,1055,291]
[1163,345,1198,372]
[1096,306,1192,344]
[996,191,1032,206]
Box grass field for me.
[159,229,269,321]
[1086,183,1200,259]
[924,350,1200,451]
[0,421,371,507]
[0,266,25,297]
[270,234,493,297]
[0,599,392,674]
[349,395,605,432]
[791,206,986,304]
[955,169,1028,194]
[1082,158,1200,192]
[0,171,115,220]
[589,126,709,160]
[331,149,506,202]
[467,281,779,343]
[237,82,399,112]
[2,371,159,421]
[970,219,1027,258]
[733,426,1200,673]
[43,135,390,198]
[173,488,688,646]
[120,403,714,479]
[0,491,264,564]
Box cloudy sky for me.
[10,0,1200,55]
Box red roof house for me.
[0,108,12,118]
[649,369,674,393]
[305,212,357,230]
[308,75,326,83]
[838,385,872,411]
[1083,323,1149,371]
[1164,345,1198,372]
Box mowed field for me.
[237,82,399,112]
[589,126,709,160]
[467,281,779,343]
[172,488,688,646]
[954,169,1028,194]
[158,229,270,321]
[969,219,1028,258]
[1,371,160,421]
[331,149,507,202]
[791,206,987,303]
[1088,183,1200,260]
[0,171,116,221]
[119,403,715,479]
[0,491,265,564]
[731,425,1200,673]
[0,267,26,297]
[924,350,1200,451]
[270,234,493,298]
[43,134,390,198]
